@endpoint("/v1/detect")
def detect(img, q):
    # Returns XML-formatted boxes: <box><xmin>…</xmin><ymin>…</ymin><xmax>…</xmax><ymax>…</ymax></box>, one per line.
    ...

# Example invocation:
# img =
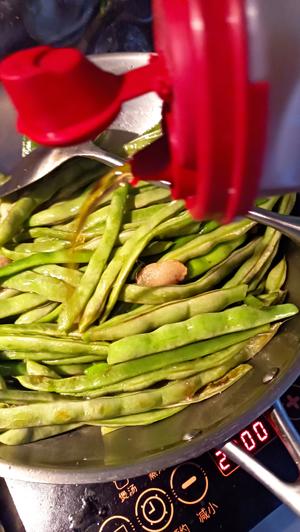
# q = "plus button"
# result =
<box><xmin>285</xmin><ymin>394</ymin><xmax>300</xmax><ymax>410</ymax></box>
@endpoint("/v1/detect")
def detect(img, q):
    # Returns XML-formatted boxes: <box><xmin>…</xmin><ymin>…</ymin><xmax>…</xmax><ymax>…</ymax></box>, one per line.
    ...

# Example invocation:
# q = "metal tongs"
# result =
<box><xmin>2</xmin><ymin>140</ymin><xmax>300</xmax><ymax>245</ymax></box>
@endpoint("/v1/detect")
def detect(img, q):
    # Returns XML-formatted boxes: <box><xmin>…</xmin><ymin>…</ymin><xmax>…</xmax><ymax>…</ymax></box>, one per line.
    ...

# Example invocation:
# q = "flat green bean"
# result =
<box><xmin>84</xmin><ymin>362</ymin><xmax>108</xmax><ymax>377</ymax></box>
<box><xmin>100</xmin><ymin>407</ymin><xmax>186</xmax><ymax>430</ymax></box>
<box><xmin>0</xmin><ymin>424</ymin><xmax>82</xmax><ymax>445</ymax></box>
<box><xmin>0</xmin><ymin>288</ymin><xmax>19</xmax><ymax>300</ymax></box>
<box><xmin>0</xmin><ymin>250</ymin><xmax>92</xmax><ymax>279</ymax></box>
<box><xmin>100</xmin><ymin>206</ymin><xmax>203</xmax><ymax>323</ymax></box>
<box><xmin>86</xmin><ymin>356</ymin><xmax>254</xmax><ymax>402</ymax></box>
<box><xmin>56</xmin><ymin>364</ymin><xmax>89</xmax><ymax>376</ymax></box>
<box><xmin>33</xmin><ymin>265</ymin><xmax>82</xmax><ymax>287</ymax></box>
<box><xmin>160</xmin><ymin>219</ymin><xmax>256</xmax><ymax>263</ymax></box>
<box><xmin>171</xmin><ymin>235</ymin><xmax>196</xmax><ymax>250</ymax></box>
<box><xmin>248</xmin><ymin>241</ymin><xmax>280</xmax><ymax>291</ymax></box>
<box><xmin>258</xmin><ymin>291</ymin><xmax>286</xmax><ymax>306</ymax></box>
<box><xmin>108</xmin><ymin>303</ymin><xmax>297</xmax><ymax>364</ymax></box>
<box><xmin>17</xmin><ymin>326</ymin><xmax>268</xmax><ymax>393</ymax></box>
<box><xmin>0</xmin><ymin>168</ymin><xmax>294</xmax><ymax>444</ymax></box>
<box><xmin>15</xmin><ymin>302</ymin><xmax>58</xmax><ymax>324</ymax></box>
<box><xmin>120</xmin><ymin>238</ymin><xmax>259</xmax><ymax>304</ymax></box>
<box><xmin>37</xmin><ymin>303</ymin><xmax>63</xmax><ymax>323</ymax></box>
<box><xmin>15</xmin><ymin>240</ymin><xmax>68</xmax><ymax>254</ymax></box>
<box><xmin>0</xmin><ymin>293</ymin><xmax>47</xmax><ymax>319</ymax></box>
<box><xmin>78</xmin><ymin>342</ymin><xmax>248</xmax><ymax>396</ymax></box>
<box><xmin>75</xmin><ymin>236</ymin><xmax>103</xmax><ymax>251</ymax></box>
<box><xmin>0</xmin><ymin>322</ymin><xmax>72</xmax><ymax>337</ymax></box>
<box><xmin>59</xmin><ymin>184</ymin><xmax>129</xmax><ymax>332</ymax></box>
<box><xmin>3</xmin><ymin>271</ymin><xmax>72</xmax><ymax>303</ymax></box>
<box><xmin>129</xmin><ymin>187</ymin><xmax>171</xmax><ymax>209</ymax></box>
<box><xmin>93</xmin><ymin>304</ymin><xmax>154</xmax><ymax>331</ymax></box>
<box><xmin>63</xmin><ymin>188</ymin><xmax>171</xmax><ymax>233</ymax></box>
<box><xmin>1</xmin><ymin>248</ymin><xmax>28</xmax><ymax>261</ymax></box>
<box><xmin>187</xmin><ymin>236</ymin><xmax>245</xmax><ymax>279</ymax></box>
<box><xmin>125</xmin><ymin>204</ymin><xmax>165</xmax><ymax>223</ymax></box>
<box><xmin>85</xmin><ymin>285</ymin><xmax>247</xmax><ymax>341</ymax></box>
<box><xmin>1</xmin><ymin>351</ymin><xmax>98</xmax><ymax>364</ymax></box>
<box><xmin>266</xmin><ymin>258</ymin><xmax>287</xmax><ymax>293</ymax></box>
<box><xmin>44</xmin><ymin>355</ymin><xmax>104</xmax><ymax>365</ymax></box>
<box><xmin>96</xmin><ymin>364</ymin><xmax>249</xmax><ymax>433</ymax></box>
<box><xmin>63</xmin><ymin>205</ymin><xmax>110</xmax><ymax>232</ymax></box>
<box><xmin>155</xmin><ymin>364</ymin><xmax>252</xmax><ymax>408</ymax></box>
<box><xmin>156</xmin><ymin>211</ymin><xmax>200</xmax><ymax>239</ymax></box>
<box><xmin>0</xmin><ymin>334</ymin><xmax>107</xmax><ymax>356</ymax></box>
<box><xmin>28</xmin><ymin>227</ymin><xmax>74</xmax><ymax>241</ymax></box>
<box><xmin>0</xmin><ymin>159</ymin><xmax>93</xmax><ymax>246</ymax></box>
<box><xmin>26</xmin><ymin>360</ymin><xmax>59</xmax><ymax>378</ymax></box>
<box><xmin>29</xmin><ymin>185</ymin><xmax>93</xmax><ymax>226</ymax></box>
<box><xmin>0</xmin><ymin>388</ymin><xmax>58</xmax><ymax>403</ymax></box>
<box><xmin>141</xmin><ymin>240</ymin><xmax>173</xmax><ymax>257</ymax></box>
<box><xmin>0</xmin><ymin>363</ymin><xmax>254</xmax><ymax>429</ymax></box>
<box><xmin>162</xmin><ymin>221</ymin><xmax>217</xmax><ymax>252</ymax></box>
<box><xmin>80</xmin><ymin>200</ymin><xmax>184</xmax><ymax>330</ymax></box>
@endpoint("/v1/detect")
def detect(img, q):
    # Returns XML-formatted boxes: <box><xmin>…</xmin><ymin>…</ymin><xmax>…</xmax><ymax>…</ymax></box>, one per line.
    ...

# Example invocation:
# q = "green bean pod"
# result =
<box><xmin>120</xmin><ymin>238</ymin><xmax>259</xmax><ymax>304</ymax></box>
<box><xmin>187</xmin><ymin>236</ymin><xmax>245</xmax><ymax>279</ymax></box>
<box><xmin>0</xmin><ymin>293</ymin><xmax>48</xmax><ymax>319</ymax></box>
<box><xmin>85</xmin><ymin>285</ymin><xmax>247</xmax><ymax>341</ymax></box>
<box><xmin>265</xmin><ymin>258</ymin><xmax>287</xmax><ymax>293</ymax></box>
<box><xmin>3</xmin><ymin>271</ymin><xmax>73</xmax><ymax>303</ymax></box>
<box><xmin>17</xmin><ymin>326</ymin><xmax>268</xmax><ymax>394</ymax></box>
<box><xmin>0</xmin><ymin>424</ymin><xmax>83</xmax><ymax>445</ymax></box>
<box><xmin>0</xmin><ymin>159</ymin><xmax>95</xmax><ymax>246</ymax></box>
<box><xmin>108</xmin><ymin>303</ymin><xmax>297</xmax><ymax>364</ymax></box>
<box><xmin>15</xmin><ymin>302</ymin><xmax>58</xmax><ymax>324</ymax></box>
<box><xmin>59</xmin><ymin>184</ymin><xmax>129</xmax><ymax>332</ymax></box>
<box><xmin>80</xmin><ymin>200</ymin><xmax>184</xmax><ymax>330</ymax></box>
<box><xmin>0</xmin><ymin>334</ymin><xmax>108</xmax><ymax>356</ymax></box>
<box><xmin>0</xmin><ymin>358</ymin><xmax>256</xmax><ymax>430</ymax></box>
<box><xmin>0</xmin><ymin>250</ymin><xmax>92</xmax><ymax>279</ymax></box>
<box><xmin>160</xmin><ymin>219</ymin><xmax>256</xmax><ymax>263</ymax></box>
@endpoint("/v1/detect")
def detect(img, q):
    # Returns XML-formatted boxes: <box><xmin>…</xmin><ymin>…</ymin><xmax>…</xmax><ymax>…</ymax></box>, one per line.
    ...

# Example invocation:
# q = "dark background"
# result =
<box><xmin>0</xmin><ymin>0</ymin><xmax>153</xmax><ymax>59</ymax></box>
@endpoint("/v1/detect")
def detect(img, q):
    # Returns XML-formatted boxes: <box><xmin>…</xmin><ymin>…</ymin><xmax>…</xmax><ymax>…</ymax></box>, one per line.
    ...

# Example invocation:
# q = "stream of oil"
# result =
<box><xmin>71</xmin><ymin>163</ymin><xmax>131</xmax><ymax>249</ymax></box>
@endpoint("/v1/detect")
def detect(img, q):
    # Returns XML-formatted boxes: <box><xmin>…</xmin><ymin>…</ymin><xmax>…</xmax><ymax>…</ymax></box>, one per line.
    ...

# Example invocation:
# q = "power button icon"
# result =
<box><xmin>135</xmin><ymin>488</ymin><xmax>174</xmax><ymax>532</ymax></box>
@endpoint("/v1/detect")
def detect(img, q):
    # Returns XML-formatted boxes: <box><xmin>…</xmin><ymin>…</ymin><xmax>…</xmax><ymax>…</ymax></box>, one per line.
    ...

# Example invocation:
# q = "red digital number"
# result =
<box><xmin>252</xmin><ymin>420</ymin><xmax>269</xmax><ymax>442</ymax></box>
<box><xmin>240</xmin><ymin>429</ymin><xmax>256</xmax><ymax>451</ymax></box>
<box><xmin>215</xmin><ymin>450</ymin><xmax>231</xmax><ymax>471</ymax></box>
<box><xmin>213</xmin><ymin>418</ymin><xmax>273</xmax><ymax>478</ymax></box>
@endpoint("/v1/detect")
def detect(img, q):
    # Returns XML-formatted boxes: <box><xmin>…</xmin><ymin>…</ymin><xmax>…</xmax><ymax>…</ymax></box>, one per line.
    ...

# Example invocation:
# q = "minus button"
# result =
<box><xmin>181</xmin><ymin>475</ymin><xmax>197</xmax><ymax>490</ymax></box>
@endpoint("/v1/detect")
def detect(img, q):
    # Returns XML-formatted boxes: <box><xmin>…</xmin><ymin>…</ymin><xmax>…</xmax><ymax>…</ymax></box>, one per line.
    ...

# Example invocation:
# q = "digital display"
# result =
<box><xmin>212</xmin><ymin>416</ymin><xmax>276</xmax><ymax>477</ymax></box>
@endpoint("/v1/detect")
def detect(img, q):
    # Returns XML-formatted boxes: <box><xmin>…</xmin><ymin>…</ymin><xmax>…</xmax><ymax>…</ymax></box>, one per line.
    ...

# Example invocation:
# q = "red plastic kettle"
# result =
<box><xmin>1</xmin><ymin>0</ymin><xmax>300</xmax><ymax>221</ymax></box>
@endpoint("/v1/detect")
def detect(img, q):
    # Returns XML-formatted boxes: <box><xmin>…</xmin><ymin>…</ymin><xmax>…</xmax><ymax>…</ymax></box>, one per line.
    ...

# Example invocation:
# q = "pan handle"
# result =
<box><xmin>221</xmin><ymin>399</ymin><xmax>300</xmax><ymax>516</ymax></box>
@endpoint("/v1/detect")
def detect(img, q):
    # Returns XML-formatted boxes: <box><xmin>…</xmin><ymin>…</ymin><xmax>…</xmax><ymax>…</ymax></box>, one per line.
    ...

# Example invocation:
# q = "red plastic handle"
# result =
<box><xmin>0</xmin><ymin>46</ymin><xmax>170</xmax><ymax>146</ymax></box>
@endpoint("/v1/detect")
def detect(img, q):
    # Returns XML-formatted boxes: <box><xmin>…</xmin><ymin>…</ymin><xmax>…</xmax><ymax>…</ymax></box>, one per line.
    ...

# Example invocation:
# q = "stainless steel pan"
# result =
<box><xmin>0</xmin><ymin>53</ymin><xmax>300</xmax><ymax>513</ymax></box>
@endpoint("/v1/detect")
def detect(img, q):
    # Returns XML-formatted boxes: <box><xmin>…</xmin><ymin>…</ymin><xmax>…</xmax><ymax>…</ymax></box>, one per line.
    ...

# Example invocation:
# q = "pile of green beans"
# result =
<box><xmin>0</xmin><ymin>131</ymin><xmax>297</xmax><ymax>445</ymax></box>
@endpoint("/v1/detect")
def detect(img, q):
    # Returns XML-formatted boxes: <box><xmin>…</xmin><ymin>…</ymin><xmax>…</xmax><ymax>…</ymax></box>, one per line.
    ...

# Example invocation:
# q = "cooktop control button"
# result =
<box><xmin>135</xmin><ymin>488</ymin><xmax>174</xmax><ymax>531</ymax></box>
<box><xmin>282</xmin><ymin>385</ymin><xmax>300</xmax><ymax>421</ymax></box>
<box><xmin>113</xmin><ymin>480</ymin><xmax>130</xmax><ymax>491</ymax></box>
<box><xmin>99</xmin><ymin>515</ymin><xmax>136</xmax><ymax>532</ymax></box>
<box><xmin>170</xmin><ymin>462</ymin><xmax>209</xmax><ymax>504</ymax></box>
